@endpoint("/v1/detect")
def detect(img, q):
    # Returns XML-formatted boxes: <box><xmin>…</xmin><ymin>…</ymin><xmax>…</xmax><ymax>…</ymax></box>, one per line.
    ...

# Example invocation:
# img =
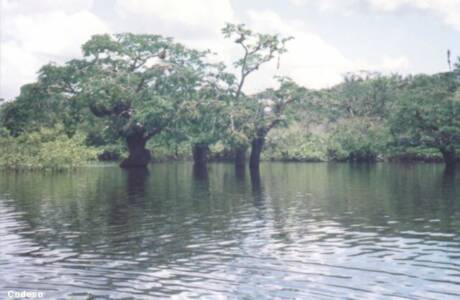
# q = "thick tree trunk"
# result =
<box><xmin>234</xmin><ymin>147</ymin><xmax>247</xmax><ymax>168</ymax></box>
<box><xmin>440</xmin><ymin>147</ymin><xmax>456</xmax><ymax>168</ymax></box>
<box><xmin>249</xmin><ymin>137</ymin><xmax>265</xmax><ymax>170</ymax></box>
<box><xmin>120</xmin><ymin>132</ymin><xmax>151</xmax><ymax>168</ymax></box>
<box><xmin>192</xmin><ymin>143</ymin><xmax>209</xmax><ymax>168</ymax></box>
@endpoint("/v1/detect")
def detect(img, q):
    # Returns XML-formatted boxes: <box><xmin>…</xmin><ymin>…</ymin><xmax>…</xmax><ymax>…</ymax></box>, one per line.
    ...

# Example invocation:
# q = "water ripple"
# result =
<box><xmin>0</xmin><ymin>163</ymin><xmax>459</xmax><ymax>299</ymax></box>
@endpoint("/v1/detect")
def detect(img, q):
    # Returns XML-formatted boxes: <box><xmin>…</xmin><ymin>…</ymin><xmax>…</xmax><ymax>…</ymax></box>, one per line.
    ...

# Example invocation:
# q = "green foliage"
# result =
<box><xmin>222</xmin><ymin>23</ymin><xmax>293</xmax><ymax>149</ymax></box>
<box><xmin>174</xmin><ymin>63</ymin><xmax>235</xmax><ymax>147</ymax></box>
<box><xmin>96</xmin><ymin>144</ymin><xmax>126</xmax><ymax>161</ymax></box>
<box><xmin>222</xmin><ymin>23</ymin><xmax>292</xmax><ymax>80</ymax></box>
<box><xmin>148</xmin><ymin>140</ymin><xmax>191</xmax><ymax>161</ymax></box>
<box><xmin>386</xmin><ymin>146</ymin><xmax>444</xmax><ymax>162</ymax></box>
<box><xmin>264</xmin><ymin>126</ymin><xmax>327</xmax><ymax>161</ymax></box>
<box><xmin>0</xmin><ymin>126</ymin><xmax>97</xmax><ymax>171</ymax></box>
<box><xmin>391</xmin><ymin>73</ymin><xmax>460</xmax><ymax>157</ymax></box>
<box><xmin>79</xmin><ymin>33</ymin><xmax>211</xmax><ymax>140</ymax></box>
<box><xmin>1</xmin><ymin>59</ymin><xmax>94</xmax><ymax>137</ymax></box>
<box><xmin>262</xmin><ymin>71</ymin><xmax>459</xmax><ymax>164</ymax></box>
<box><xmin>250</xmin><ymin>78</ymin><xmax>306</xmax><ymax>138</ymax></box>
<box><xmin>328</xmin><ymin>72</ymin><xmax>402</xmax><ymax>120</ymax></box>
<box><xmin>1</xmin><ymin>26</ymin><xmax>459</xmax><ymax>168</ymax></box>
<box><xmin>327</xmin><ymin>118</ymin><xmax>391</xmax><ymax>162</ymax></box>
<box><xmin>1</xmin><ymin>83</ymin><xmax>58</xmax><ymax>136</ymax></box>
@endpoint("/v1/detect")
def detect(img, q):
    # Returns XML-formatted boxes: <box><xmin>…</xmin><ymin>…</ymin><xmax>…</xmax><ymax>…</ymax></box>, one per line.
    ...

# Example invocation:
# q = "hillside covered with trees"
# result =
<box><xmin>1</xmin><ymin>24</ymin><xmax>459</xmax><ymax>171</ymax></box>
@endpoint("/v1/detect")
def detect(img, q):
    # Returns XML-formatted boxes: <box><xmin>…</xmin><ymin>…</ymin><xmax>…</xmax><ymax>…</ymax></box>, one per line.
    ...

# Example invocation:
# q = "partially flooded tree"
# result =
<box><xmin>40</xmin><ymin>33</ymin><xmax>209</xmax><ymax>168</ymax></box>
<box><xmin>222</xmin><ymin>23</ymin><xmax>292</xmax><ymax>168</ymax></box>
<box><xmin>178</xmin><ymin>63</ymin><xmax>235</xmax><ymax>169</ymax></box>
<box><xmin>83</xmin><ymin>34</ymin><xmax>211</xmax><ymax>168</ymax></box>
<box><xmin>248</xmin><ymin>78</ymin><xmax>305</xmax><ymax>169</ymax></box>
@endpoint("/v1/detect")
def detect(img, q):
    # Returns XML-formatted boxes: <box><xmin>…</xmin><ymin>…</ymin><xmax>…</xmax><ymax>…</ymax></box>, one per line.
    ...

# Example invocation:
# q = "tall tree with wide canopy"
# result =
<box><xmin>222</xmin><ymin>23</ymin><xmax>292</xmax><ymax>168</ymax></box>
<box><xmin>40</xmin><ymin>33</ymin><xmax>210</xmax><ymax>168</ymax></box>
<box><xmin>84</xmin><ymin>34</ymin><xmax>212</xmax><ymax>167</ymax></box>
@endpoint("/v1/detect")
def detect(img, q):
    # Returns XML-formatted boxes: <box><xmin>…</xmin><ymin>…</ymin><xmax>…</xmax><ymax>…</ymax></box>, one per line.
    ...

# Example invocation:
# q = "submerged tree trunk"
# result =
<box><xmin>234</xmin><ymin>146</ymin><xmax>247</xmax><ymax>168</ymax></box>
<box><xmin>249</xmin><ymin>137</ymin><xmax>265</xmax><ymax>170</ymax></box>
<box><xmin>193</xmin><ymin>163</ymin><xmax>209</xmax><ymax>180</ymax></box>
<box><xmin>440</xmin><ymin>147</ymin><xmax>456</xmax><ymax>168</ymax></box>
<box><xmin>250</xmin><ymin>167</ymin><xmax>263</xmax><ymax>207</ymax></box>
<box><xmin>192</xmin><ymin>143</ymin><xmax>209</xmax><ymax>168</ymax></box>
<box><xmin>120</xmin><ymin>132</ymin><xmax>151</xmax><ymax>168</ymax></box>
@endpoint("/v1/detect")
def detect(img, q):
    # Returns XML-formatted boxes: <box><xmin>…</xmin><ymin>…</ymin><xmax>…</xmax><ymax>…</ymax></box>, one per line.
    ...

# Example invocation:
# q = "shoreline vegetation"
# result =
<box><xmin>1</xmin><ymin>23</ymin><xmax>459</xmax><ymax>171</ymax></box>
<box><xmin>0</xmin><ymin>126</ymin><xmax>455</xmax><ymax>171</ymax></box>
<box><xmin>0</xmin><ymin>129</ymin><xmax>456</xmax><ymax>172</ymax></box>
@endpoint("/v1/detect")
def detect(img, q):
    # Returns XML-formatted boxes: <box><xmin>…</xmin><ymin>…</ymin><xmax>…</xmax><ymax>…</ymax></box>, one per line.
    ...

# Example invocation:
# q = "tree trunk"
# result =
<box><xmin>249</xmin><ymin>137</ymin><xmax>265</xmax><ymax>170</ymax></box>
<box><xmin>250</xmin><ymin>167</ymin><xmax>263</xmax><ymax>206</ymax></box>
<box><xmin>440</xmin><ymin>147</ymin><xmax>456</xmax><ymax>168</ymax></box>
<box><xmin>192</xmin><ymin>143</ymin><xmax>209</xmax><ymax>168</ymax></box>
<box><xmin>120</xmin><ymin>132</ymin><xmax>151</xmax><ymax>168</ymax></box>
<box><xmin>234</xmin><ymin>146</ymin><xmax>247</xmax><ymax>168</ymax></box>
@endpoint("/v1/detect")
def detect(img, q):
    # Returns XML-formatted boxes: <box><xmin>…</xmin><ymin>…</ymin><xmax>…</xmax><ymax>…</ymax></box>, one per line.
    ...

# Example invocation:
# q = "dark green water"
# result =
<box><xmin>0</xmin><ymin>162</ymin><xmax>459</xmax><ymax>299</ymax></box>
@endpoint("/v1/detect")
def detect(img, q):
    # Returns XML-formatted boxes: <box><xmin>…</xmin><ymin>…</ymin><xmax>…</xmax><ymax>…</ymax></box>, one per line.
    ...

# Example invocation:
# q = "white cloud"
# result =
<box><xmin>380</xmin><ymin>55</ymin><xmax>410</xmax><ymax>71</ymax></box>
<box><xmin>0</xmin><ymin>0</ymin><xmax>419</xmax><ymax>99</ymax></box>
<box><xmin>288</xmin><ymin>0</ymin><xmax>361</xmax><ymax>14</ymax></box>
<box><xmin>115</xmin><ymin>0</ymin><xmax>234</xmax><ymax>28</ymax></box>
<box><xmin>351</xmin><ymin>55</ymin><xmax>411</xmax><ymax>78</ymax></box>
<box><xmin>6</xmin><ymin>11</ymin><xmax>109</xmax><ymax>59</ymax></box>
<box><xmin>2</xmin><ymin>0</ymin><xmax>95</xmax><ymax>15</ymax></box>
<box><xmin>238</xmin><ymin>10</ymin><xmax>412</xmax><ymax>92</ymax></box>
<box><xmin>113</xmin><ymin>0</ymin><xmax>236</xmax><ymax>66</ymax></box>
<box><xmin>1</xmin><ymin>42</ymin><xmax>43</xmax><ymax>99</ymax></box>
<box><xmin>290</xmin><ymin>0</ymin><xmax>460</xmax><ymax>31</ymax></box>
<box><xmin>241</xmin><ymin>10</ymin><xmax>353</xmax><ymax>91</ymax></box>
<box><xmin>367</xmin><ymin>0</ymin><xmax>460</xmax><ymax>30</ymax></box>
<box><xmin>289</xmin><ymin>0</ymin><xmax>307</xmax><ymax>6</ymax></box>
<box><xmin>1</xmin><ymin>0</ymin><xmax>109</xmax><ymax>99</ymax></box>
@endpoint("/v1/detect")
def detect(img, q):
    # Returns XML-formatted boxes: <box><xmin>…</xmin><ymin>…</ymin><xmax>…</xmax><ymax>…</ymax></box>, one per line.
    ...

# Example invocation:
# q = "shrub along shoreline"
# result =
<box><xmin>0</xmin><ymin>127</ymin><xmax>98</xmax><ymax>171</ymax></box>
<box><xmin>1</xmin><ymin>124</ymin><xmax>457</xmax><ymax>172</ymax></box>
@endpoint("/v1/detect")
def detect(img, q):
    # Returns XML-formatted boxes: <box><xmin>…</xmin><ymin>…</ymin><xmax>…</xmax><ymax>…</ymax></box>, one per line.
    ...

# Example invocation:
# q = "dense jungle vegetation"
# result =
<box><xmin>0</xmin><ymin>24</ymin><xmax>459</xmax><ymax>171</ymax></box>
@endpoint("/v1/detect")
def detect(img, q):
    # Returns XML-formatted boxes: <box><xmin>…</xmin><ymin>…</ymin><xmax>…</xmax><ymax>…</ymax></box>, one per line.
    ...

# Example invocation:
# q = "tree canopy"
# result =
<box><xmin>1</xmin><ymin>24</ymin><xmax>459</xmax><ymax>170</ymax></box>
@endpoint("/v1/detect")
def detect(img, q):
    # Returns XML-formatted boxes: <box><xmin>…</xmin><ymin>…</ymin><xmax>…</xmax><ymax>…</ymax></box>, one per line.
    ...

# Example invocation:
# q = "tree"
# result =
<box><xmin>178</xmin><ymin>63</ymin><xmax>236</xmax><ymax>169</ymax></box>
<box><xmin>248</xmin><ymin>78</ymin><xmax>305</xmax><ymax>169</ymax></box>
<box><xmin>327</xmin><ymin>117</ymin><xmax>391</xmax><ymax>162</ymax></box>
<box><xmin>0</xmin><ymin>75</ymin><xmax>87</xmax><ymax>138</ymax></box>
<box><xmin>311</xmin><ymin>72</ymin><xmax>404</xmax><ymax>162</ymax></box>
<box><xmin>40</xmin><ymin>33</ymin><xmax>210</xmax><ymax>168</ymax></box>
<box><xmin>391</xmin><ymin>73</ymin><xmax>460</xmax><ymax>167</ymax></box>
<box><xmin>328</xmin><ymin>72</ymin><xmax>403</xmax><ymax>121</ymax></box>
<box><xmin>222</xmin><ymin>23</ymin><xmax>292</xmax><ymax>167</ymax></box>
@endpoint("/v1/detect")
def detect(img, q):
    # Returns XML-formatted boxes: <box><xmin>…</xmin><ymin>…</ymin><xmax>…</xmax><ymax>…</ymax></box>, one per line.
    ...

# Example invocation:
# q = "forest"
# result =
<box><xmin>0</xmin><ymin>23</ymin><xmax>459</xmax><ymax>171</ymax></box>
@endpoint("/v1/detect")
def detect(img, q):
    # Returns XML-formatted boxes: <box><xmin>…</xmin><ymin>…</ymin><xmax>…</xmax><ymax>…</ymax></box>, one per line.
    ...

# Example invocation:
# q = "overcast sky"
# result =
<box><xmin>1</xmin><ymin>0</ymin><xmax>460</xmax><ymax>100</ymax></box>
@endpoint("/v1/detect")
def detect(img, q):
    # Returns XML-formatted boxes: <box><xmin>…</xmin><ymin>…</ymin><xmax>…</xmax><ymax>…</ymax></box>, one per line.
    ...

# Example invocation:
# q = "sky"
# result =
<box><xmin>1</xmin><ymin>0</ymin><xmax>460</xmax><ymax>100</ymax></box>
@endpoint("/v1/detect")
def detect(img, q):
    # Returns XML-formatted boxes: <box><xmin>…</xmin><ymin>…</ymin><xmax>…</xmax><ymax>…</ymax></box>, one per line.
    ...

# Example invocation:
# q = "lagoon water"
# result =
<box><xmin>0</xmin><ymin>162</ymin><xmax>459</xmax><ymax>299</ymax></box>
